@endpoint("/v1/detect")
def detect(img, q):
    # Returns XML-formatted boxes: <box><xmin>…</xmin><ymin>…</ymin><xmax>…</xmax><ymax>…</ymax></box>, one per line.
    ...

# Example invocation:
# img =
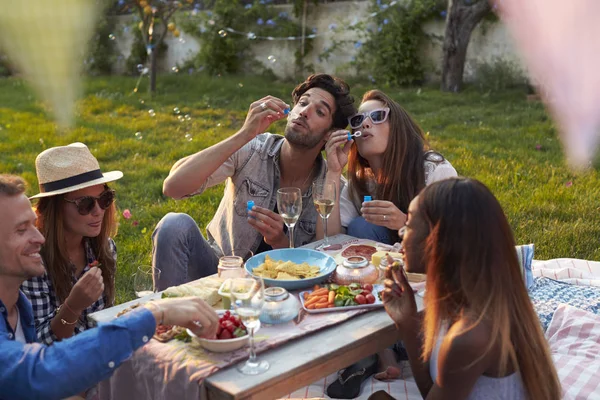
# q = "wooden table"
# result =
<box><xmin>204</xmin><ymin>234</ymin><xmax>425</xmax><ymax>400</ymax></box>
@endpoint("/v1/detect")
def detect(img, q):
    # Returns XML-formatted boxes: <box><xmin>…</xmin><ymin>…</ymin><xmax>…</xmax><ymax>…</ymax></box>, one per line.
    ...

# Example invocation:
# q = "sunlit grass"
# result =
<box><xmin>1</xmin><ymin>74</ymin><xmax>599</xmax><ymax>303</ymax></box>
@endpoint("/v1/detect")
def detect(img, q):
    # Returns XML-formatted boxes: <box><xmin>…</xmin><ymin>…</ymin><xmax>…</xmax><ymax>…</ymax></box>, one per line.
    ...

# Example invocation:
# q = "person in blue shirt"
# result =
<box><xmin>0</xmin><ymin>174</ymin><xmax>220</xmax><ymax>400</ymax></box>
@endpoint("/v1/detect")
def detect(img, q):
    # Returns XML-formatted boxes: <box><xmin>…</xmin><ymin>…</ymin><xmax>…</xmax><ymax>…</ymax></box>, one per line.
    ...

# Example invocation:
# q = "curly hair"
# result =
<box><xmin>292</xmin><ymin>73</ymin><xmax>356</xmax><ymax>130</ymax></box>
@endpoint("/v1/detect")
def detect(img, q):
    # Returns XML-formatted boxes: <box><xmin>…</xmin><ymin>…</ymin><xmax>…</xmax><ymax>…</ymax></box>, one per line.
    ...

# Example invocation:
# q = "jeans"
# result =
<box><xmin>152</xmin><ymin>213</ymin><xmax>219</xmax><ymax>291</ymax></box>
<box><xmin>346</xmin><ymin>216</ymin><xmax>393</xmax><ymax>245</ymax></box>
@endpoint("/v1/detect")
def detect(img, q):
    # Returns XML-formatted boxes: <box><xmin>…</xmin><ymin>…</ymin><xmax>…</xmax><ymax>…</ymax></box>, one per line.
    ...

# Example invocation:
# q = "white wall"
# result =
<box><xmin>110</xmin><ymin>1</ymin><xmax>527</xmax><ymax>81</ymax></box>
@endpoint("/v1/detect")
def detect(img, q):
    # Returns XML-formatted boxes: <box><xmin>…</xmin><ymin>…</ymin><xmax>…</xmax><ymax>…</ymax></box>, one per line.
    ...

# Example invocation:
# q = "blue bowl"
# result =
<box><xmin>245</xmin><ymin>249</ymin><xmax>337</xmax><ymax>291</ymax></box>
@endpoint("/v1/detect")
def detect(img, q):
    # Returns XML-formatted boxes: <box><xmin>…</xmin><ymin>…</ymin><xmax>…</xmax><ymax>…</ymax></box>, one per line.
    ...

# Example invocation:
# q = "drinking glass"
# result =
<box><xmin>133</xmin><ymin>266</ymin><xmax>160</xmax><ymax>298</ymax></box>
<box><xmin>312</xmin><ymin>181</ymin><xmax>337</xmax><ymax>250</ymax></box>
<box><xmin>230</xmin><ymin>276</ymin><xmax>269</xmax><ymax>375</ymax></box>
<box><xmin>276</xmin><ymin>187</ymin><xmax>302</xmax><ymax>248</ymax></box>
<box><xmin>218</xmin><ymin>249</ymin><xmax>254</xmax><ymax>279</ymax></box>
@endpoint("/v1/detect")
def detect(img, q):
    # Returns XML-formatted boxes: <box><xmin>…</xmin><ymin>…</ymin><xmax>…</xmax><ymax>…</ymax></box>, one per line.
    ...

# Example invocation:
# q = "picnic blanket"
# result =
<box><xmin>285</xmin><ymin>257</ymin><xmax>600</xmax><ymax>400</ymax></box>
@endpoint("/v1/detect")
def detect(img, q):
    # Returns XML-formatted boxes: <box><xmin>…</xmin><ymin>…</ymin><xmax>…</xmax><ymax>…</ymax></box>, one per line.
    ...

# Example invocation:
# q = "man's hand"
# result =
<box><xmin>248</xmin><ymin>206</ymin><xmax>289</xmax><ymax>248</ymax></box>
<box><xmin>145</xmin><ymin>297</ymin><xmax>219</xmax><ymax>339</ymax></box>
<box><xmin>240</xmin><ymin>96</ymin><xmax>290</xmax><ymax>141</ymax></box>
<box><xmin>324</xmin><ymin>130</ymin><xmax>353</xmax><ymax>174</ymax></box>
<box><xmin>361</xmin><ymin>200</ymin><xmax>407</xmax><ymax>231</ymax></box>
<box><xmin>66</xmin><ymin>267</ymin><xmax>104</xmax><ymax>313</ymax></box>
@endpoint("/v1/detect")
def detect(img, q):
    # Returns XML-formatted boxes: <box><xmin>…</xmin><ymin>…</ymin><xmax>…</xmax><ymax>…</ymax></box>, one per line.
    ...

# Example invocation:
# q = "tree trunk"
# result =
<box><xmin>441</xmin><ymin>0</ymin><xmax>492</xmax><ymax>92</ymax></box>
<box><xmin>149</xmin><ymin>49</ymin><xmax>157</xmax><ymax>94</ymax></box>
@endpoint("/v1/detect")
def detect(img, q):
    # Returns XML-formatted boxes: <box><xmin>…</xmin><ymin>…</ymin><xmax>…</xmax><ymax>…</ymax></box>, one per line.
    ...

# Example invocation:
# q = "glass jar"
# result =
<box><xmin>217</xmin><ymin>256</ymin><xmax>246</xmax><ymax>279</ymax></box>
<box><xmin>259</xmin><ymin>287</ymin><xmax>300</xmax><ymax>324</ymax></box>
<box><xmin>334</xmin><ymin>256</ymin><xmax>380</xmax><ymax>285</ymax></box>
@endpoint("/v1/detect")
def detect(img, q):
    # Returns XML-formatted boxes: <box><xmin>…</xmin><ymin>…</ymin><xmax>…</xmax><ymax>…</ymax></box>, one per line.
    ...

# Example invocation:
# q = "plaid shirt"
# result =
<box><xmin>20</xmin><ymin>238</ymin><xmax>117</xmax><ymax>345</ymax></box>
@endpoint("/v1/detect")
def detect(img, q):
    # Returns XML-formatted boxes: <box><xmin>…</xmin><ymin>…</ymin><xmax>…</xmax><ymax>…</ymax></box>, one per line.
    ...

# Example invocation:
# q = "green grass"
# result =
<box><xmin>1</xmin><ymin>74</ymin><xmax>599</xmax><ymax>303</ymax></box>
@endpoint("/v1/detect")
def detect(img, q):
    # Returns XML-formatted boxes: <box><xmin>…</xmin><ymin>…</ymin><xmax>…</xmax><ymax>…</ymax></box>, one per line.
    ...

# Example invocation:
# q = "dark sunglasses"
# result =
<box><xmin>64</xmin><ymin>189</ymin><xmax>116</xmax><ymax>215</ymax></box>
<box><xmin>348</xmin><ymin>107</ymin><xmax>390</xmax><ymax>129</ymax></box>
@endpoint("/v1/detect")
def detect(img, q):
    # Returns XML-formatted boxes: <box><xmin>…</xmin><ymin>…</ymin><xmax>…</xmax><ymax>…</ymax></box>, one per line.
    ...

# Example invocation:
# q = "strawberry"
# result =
<box><xmin>218</xmin><ymin>329</ymin><xmax>233</xmax><ymax>340</ymax></box>
<box><xmin>221</xmin><ymin>320</ymin><xmax>235</xmax><ymax>334</ymax></box>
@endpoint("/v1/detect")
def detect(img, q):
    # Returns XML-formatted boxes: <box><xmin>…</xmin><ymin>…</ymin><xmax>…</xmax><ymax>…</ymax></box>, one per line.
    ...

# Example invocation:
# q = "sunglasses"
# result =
<box><xmin>348</xmin><ymin>107</ymin><xmax>390</xmax><ymax>129</ymax></box>
<box><xmin>64</xmin><ymin>189</ymin><xmax>116</xmax><ymax>216</ymax></box>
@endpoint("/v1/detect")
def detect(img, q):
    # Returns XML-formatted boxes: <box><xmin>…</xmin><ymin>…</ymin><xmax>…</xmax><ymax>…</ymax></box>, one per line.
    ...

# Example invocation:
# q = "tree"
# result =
<box><xmin>119</xmin><ymin>0</ymin><xmax>192</xmax><ymax>93</ymax></box>
<box><xmin>440</xmin><ymin>0</ymin><xmax>492</xmax><ymax>92</ymax></box>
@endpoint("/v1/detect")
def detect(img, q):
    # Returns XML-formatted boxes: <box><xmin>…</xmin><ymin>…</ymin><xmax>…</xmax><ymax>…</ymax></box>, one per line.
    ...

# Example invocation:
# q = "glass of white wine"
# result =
<box><xmin>230</xmin><ymin>276</ymin><xmax>268</xmax><ymax>375</ymax></box>
<box><xmin>133</xmin><ymin>266</ymin><xmax>160</xmax><ymax>298</ymax></box>
<box><xmin>312</xmin><ymin>181</ymin><xmax>336</xmax><ymax>250</ymax></box>
<box><xmin>276</xmin><ymin>187</ymin><xmax>302</xmax><ymax>248</ymax></box>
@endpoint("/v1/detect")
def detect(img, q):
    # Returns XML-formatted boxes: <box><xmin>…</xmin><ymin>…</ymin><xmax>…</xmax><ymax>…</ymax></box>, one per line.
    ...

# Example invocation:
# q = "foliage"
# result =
<box><xmin>321</xmin><ymin>0</ymin><xmax>446</xmax><ymax>86</ymax></box>
<box><xmin>475</xmin><ymin>57</ymin><xmax>527</xmax><ymax>92</ymax></box>
<box><xmin>85</xmin><ymin>13</ymin><xmax>119</xmax><ymax>76</ymax></box>
<box><xmin>179</xmin><ymin>0</ymin><xmax>312</xmax><ymax>78</ymax></box>
<box><xmin>0</xmin><ymin>53</ymin><xmax>13</xmax><ymax>77</ymax></box>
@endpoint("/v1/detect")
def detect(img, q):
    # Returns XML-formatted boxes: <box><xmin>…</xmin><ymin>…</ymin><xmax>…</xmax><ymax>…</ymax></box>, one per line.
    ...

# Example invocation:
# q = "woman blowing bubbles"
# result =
<box><xmin>376</xmin><ymin>178</ymin><xmax>560</xmax><ymax>400</ymax></box>
<box><xmin>317</xmin><ymin>89</ymin><xmax>457</xmax><ymax>245</ymax></box>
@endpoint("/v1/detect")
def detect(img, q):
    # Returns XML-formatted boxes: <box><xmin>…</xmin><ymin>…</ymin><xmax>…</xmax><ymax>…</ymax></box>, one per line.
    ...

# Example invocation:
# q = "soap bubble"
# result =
<box><xmin>238</xmin><ymin>83</ymin><xmax>244</xmax><ymax>88</ymax></box>
<box><xmin>137</xmin><ymin>64</ymin><xmax>144</xmax><ymax>73</ymax></box>
<box><xmin>178</xmin><ymin>115</ymin><xmax>185</xmax><ymax>122</ymax></box>
<box><xmin>173</xmin><ymin>107</ymin><xmax>180</xmax><ymax>114</ymax></box>
<box><xmin>171</xmin><ymin>66</ymin><xmax>179</xmax><ymax>73</ymax></box>
<box><xmin>148</xmin><ymin>109</ymin><xmax>156</xmax><ymax>117</ymax></box>
<box><xmin>108</xmin><ymin>34</ymin><xmax>116</xmax><ymax>41</ymax></box>
<box><xmin>135</xmin><ymin>132</ymin><xmax>143</xmax><ymax>140</ymax></box>
<box><xmin>267</xmin><ymin>55</ymin><xmax>276</xmax><ymax>63</ymax></box>
<box><xmin>247</xmin><ymin>32</ymin><xmax>257</xmax><ymax>40</ymax></box>
<box><xmin>185</xmin><ymin>114</ymin><xmax>191</xmax><ymax>121</ymax></box>
<box><xmin>218</xmin><ymin>30</ymin><xmax>227</xmax><ymax>38</ymax></box>
<box><xmin>185</xmin><ymin>134</ymin><xmax>193</xmax><ymax>141</ymax></box>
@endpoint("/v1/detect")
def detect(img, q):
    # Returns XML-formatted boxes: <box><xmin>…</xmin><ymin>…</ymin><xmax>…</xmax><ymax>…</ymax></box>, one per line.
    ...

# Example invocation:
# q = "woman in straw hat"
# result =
<box><xmin>21</xmin><ymin>143</ymin><xmax>122</xmax><ymax>346</ymax></box>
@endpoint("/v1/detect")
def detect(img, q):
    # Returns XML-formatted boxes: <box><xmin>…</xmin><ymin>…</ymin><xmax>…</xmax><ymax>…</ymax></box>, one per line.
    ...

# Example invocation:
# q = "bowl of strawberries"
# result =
<box><xmin>187</xmin><ymin>310</ymin><xmax>256</xmax><ymax>353</ymax></box>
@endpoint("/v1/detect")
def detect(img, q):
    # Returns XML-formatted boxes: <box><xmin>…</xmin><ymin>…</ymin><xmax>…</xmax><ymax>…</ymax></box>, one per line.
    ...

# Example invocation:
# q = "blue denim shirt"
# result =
<box><xmin>0</xmin><ymin>291</ymin><xmax>156</xmax><ymax>400</ymax></box>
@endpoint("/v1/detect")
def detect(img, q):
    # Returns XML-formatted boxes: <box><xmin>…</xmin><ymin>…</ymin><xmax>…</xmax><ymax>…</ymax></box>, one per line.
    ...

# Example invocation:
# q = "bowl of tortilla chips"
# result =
<box><xmin>245</xmin><ymin>249</ymin><xmax>337</xmax><ymax>290</ymax></box>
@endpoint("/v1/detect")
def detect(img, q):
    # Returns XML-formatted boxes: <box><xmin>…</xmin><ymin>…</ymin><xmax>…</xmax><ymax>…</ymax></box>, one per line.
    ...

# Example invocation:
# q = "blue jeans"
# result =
<box><xmin>152</xmin><ymin>213</ymin><xmax>219</xmax><ymax>291</ymax></box>
<box><xmin>346</xmin><ymin>216</ymin><xmax>393</xmax><ymax>245</ymax></box>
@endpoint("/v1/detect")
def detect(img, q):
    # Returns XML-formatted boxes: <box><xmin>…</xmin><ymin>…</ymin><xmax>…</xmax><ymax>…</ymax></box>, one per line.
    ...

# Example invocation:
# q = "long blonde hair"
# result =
<box><xmin>417</xmin><ymin>178</ymin><xmax>560</xmax><ymax>400</ymax></box>
<box><xmin>35</xmin><ymin>185</ymin><xmax>117</xmax><ymax>305</ymax></box>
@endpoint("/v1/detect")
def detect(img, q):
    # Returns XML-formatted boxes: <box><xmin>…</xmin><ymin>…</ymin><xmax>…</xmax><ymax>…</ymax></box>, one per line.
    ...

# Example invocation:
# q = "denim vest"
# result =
<box><xmin>202</xmin><ymin>133</ymin><xmax>328</xmax><ymax>257</ymax></box>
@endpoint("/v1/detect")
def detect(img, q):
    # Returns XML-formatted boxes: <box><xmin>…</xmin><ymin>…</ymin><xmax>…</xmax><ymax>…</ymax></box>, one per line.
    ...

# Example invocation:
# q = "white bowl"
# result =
<box><xmin>187</xmin><ymin>328</ymin><xmax>251</xmax><ymax>353</ymax></box>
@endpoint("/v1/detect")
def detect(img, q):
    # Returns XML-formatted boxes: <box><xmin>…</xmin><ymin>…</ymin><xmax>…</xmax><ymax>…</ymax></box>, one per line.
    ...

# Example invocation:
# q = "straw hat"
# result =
<box><xmin>30</xmin><ymin>143</ymin><xmax>123</xmax><ymax>199</ymax></box>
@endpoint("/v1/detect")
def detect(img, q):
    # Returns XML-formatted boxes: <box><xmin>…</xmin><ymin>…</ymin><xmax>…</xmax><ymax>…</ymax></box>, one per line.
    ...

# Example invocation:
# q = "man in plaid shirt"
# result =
<box><xmin>0</xmin><ymin>175</ymin><xmax>219</xmax><ymax>400</ymax></box>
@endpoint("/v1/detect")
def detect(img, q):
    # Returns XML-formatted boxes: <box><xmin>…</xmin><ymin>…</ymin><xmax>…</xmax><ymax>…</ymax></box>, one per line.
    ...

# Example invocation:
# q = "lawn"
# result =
<box><xmin>1</xmin><ymin>74</ymin><xmax>599</xmax><ymax>303</ymax></box>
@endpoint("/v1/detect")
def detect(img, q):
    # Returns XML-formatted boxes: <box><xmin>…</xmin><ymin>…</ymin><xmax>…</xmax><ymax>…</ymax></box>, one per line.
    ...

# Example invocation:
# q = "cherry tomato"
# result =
<box><xmin>361</xmin><ymin>290</ymin><xmax>371</xmax><ymax>296</ymax></box>
<box><xmin>365</xmin><ymin>293</ymin><xmax>376</xmax><ymax>304</ymax></box>
<box><xmin>355</xmin><ymin>294</ymin><xmax>366</xmax><ymax>305</ymax></box>
<box><xmin>362</xmin><ymin>283</ymin><xmax>373</xmax><ymax>292</ymax></box>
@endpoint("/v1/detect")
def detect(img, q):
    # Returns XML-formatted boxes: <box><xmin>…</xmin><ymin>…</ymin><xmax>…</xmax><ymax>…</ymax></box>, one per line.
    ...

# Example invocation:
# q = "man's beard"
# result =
<box><xmin>284</xmin><ymin>124</ymin><xmax>326</xmax><ymax>149</ymax></box>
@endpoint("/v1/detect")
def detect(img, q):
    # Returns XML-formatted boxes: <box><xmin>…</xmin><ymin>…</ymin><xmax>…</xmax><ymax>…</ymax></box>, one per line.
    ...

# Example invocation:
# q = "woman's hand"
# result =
<box><xmin>324</xmin><ymin>130</ymin><xmax>353</xmax><ymax>174</ymax></box>
<box><xmin>146</xmin><ymin>297</ymin><xmax>220</xmax><ymax>339</ymax></box>
<box><xmin>66</xmin><ymin>267</ymin><xmax>104</xmax><ymax>313</ymax></box>
<box><xmin>382</xmin><ymin>255</ymin><xmax>418</xmax><ymax>336</ymax></box>
<box><xmin>361</xmin><ymin>200</ymin><xmax>407</xmax><ymax>230</ymax></box>
<box><xmin>247</xmin><ymin>206</ymin><xmax>288</xmax><ymax>248</ymax></box>
<box><xmin>240</xmin><ymin>96</ymin><xmax>289</xmax><ymax>141</ymax></box>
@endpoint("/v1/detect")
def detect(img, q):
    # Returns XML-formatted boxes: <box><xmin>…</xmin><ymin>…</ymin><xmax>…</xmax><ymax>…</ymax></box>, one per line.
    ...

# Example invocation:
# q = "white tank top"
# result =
<box><xmin>429</xmin><ymin>324</ymin><xmax>527</xmax><ymax>400</ymax></box>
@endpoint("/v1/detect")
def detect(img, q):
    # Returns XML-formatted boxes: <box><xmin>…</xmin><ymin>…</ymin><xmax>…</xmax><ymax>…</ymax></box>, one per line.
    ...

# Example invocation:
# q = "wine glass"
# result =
<box><xmin>230</xmin><ymin>276</ymin><xmax>269</xmax><ymax>375</ymax></box>
<box><xmin>313</xmin><ymin>181</ymin><xmax>337</xmax><ymax>250</ymax></box>
<box><xmin>277</xmin><ymin>187</ymin><xmax>302</xmax><ymax>248</ymax></box>
<box><xmin>133</xmin><ymin>266</ymin><xmax>160</xmax><ymax>298</ymax></box>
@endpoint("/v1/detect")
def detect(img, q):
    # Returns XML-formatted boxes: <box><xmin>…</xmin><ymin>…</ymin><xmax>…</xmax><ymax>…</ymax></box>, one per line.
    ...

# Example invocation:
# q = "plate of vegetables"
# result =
<box><xmin>299</xmin><ymin>283</ymin><xmax>384</xmax><ymax>313</ymax></box>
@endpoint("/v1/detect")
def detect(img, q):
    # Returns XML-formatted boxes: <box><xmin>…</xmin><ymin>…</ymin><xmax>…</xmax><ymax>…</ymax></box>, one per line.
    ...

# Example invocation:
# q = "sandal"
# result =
<box><xmin>326</xmin><ymin>354</ymin><xmax>379</xmax><ymax>399</ymax></box>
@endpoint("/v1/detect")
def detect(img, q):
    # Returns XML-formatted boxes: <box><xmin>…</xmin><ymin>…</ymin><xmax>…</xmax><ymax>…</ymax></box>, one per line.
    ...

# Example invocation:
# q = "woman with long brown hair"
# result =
<box><xmin>378</xmin><ymin>177</ymin><xmax>560</xmax><ymax>400</ymax></box>
<box><xmin>21</xmin><ymin>143</ymin><xmax>120</xmax><ymax>345</ymax></box>
<box><xmin>319</xmin><ymin>89</ymin><xmax>456</xmax><ymax>244</ymax></box>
